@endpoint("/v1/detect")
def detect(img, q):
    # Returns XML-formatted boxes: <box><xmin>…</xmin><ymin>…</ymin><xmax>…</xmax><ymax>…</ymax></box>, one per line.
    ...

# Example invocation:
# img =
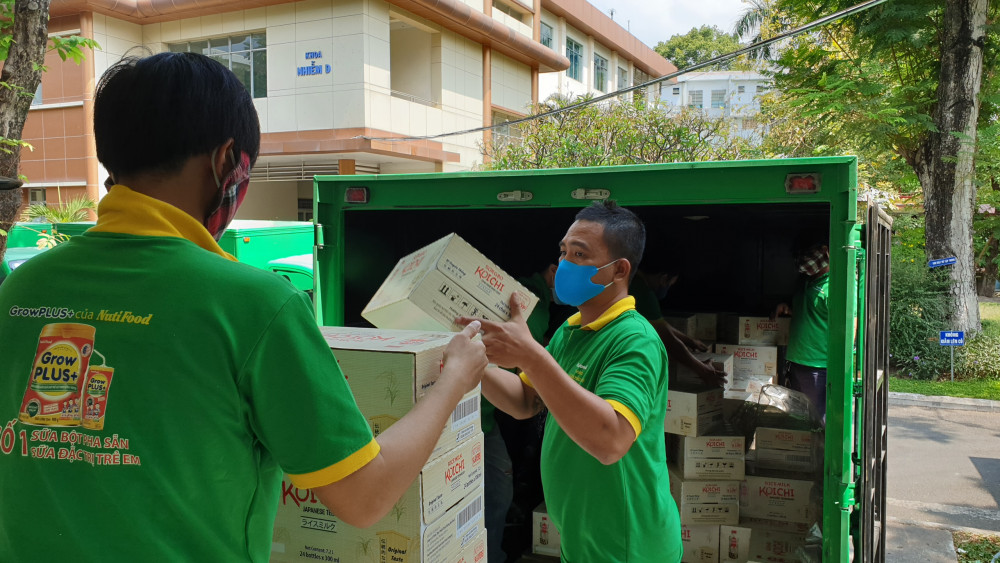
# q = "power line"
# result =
<box><xmin>359</xmin><ymin>0</ymin><xmax>890</xmax><ymax>143</ymax></box>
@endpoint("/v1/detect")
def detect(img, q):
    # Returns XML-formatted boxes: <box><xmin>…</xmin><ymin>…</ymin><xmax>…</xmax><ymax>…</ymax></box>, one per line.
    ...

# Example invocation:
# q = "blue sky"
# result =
<box><xmin>585</xmin><ymin>0</ymin><xmax>749</xmax><ymax>49</ymax></box>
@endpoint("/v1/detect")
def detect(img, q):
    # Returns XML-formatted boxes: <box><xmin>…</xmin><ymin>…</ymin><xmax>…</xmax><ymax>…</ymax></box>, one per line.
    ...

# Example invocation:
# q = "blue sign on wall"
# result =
<box><xmin>940</xmin><ymin>331</ymin><xmax>965</xmax><ymax>346</ymax></box>
<box><xmin>297</xmin><ymin>51</ymin><xmax>331</xmax><ymax>76</ymax></box>
<box><xmin>928</xmin><ymin>257</ymin><xmax>957</xmax><ymax>268</ymax></box>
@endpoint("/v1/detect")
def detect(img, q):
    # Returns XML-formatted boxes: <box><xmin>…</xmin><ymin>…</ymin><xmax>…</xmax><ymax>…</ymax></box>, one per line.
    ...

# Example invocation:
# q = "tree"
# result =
<box><xmin>0</xmin><ymin>0</ymin><xmax>96</xmax><ymax>260</ymax></box>
<box><xmin>480</xmin><ymin>95</ymin><xmax>763</xmax><ymax>170</ymax></box>
<box><xmin>763</xmin><ymin>0</ymin><xmax>995</xmax><ymax>334</ymax></box>
<box><xmin>654</xmin><ymin>25</ymin><xmax>742</xmax><ymax>70</ymax></box>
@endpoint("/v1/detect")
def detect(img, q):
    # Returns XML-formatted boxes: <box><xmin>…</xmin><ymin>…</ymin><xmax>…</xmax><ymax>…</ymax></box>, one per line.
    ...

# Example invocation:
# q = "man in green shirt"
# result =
<box><xmin>774</xmin><ymin>237</ymin><xmax>830</xmax><ymax>425</ymax></box>
<box><xmin>460</xmin><ymin>201</ymin><xmax>681</xmax><ymax>563</ymax></box>
<box><xmin>0</xmin><ymin>52</ymin><xmax>487</xmax><ymax>561</ymax></box>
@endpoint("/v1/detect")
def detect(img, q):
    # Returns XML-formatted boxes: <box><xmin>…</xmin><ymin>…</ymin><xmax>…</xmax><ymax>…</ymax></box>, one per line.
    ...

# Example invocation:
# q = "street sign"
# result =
<box><xmin>940</xmin><ymin>331</ymin><xmax>965</xmax><ymax>346</ymax></box>
<box><xmin>928</xmin><ymin>257</ymin><xmax>957</xmax><ymax>268</ymax></box>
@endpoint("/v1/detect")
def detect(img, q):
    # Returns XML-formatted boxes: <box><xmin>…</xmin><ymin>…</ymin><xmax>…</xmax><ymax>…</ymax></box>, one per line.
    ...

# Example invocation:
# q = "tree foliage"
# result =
<box><xmin>480</xmin><ymin>96</ymin><xmax>763</xmax><ymax>170</ymax></box>
<box><xmin>654</xmin><ymin>25</ymin><xmax>742</xmax><ymax>70</ymax></box>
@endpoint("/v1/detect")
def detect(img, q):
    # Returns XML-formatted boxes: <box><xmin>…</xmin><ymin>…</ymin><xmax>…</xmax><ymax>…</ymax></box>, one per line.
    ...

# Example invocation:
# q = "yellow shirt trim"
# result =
<box><xmin>519</xmin><ymin>371</ymin><xmax>534</xmax><ymax>388</ymax></box>
<box><xmin>606</xmin><ymin>399</ymin><xmax>642</xmax><ymax>440</ymax></box>
<box><xmin>89</xmin><ymin>185</ymin><xmax>237</xmax><ymax>261</ymax></box>
<box><xmin>566</xmin><ymin>296</ymin><xmax>636</xmax><ymax>331</ymax></box>
<box><xmin>287</xmin><ymin>438</ymin><xmax>381</xmax><ymax>489</ymax></box>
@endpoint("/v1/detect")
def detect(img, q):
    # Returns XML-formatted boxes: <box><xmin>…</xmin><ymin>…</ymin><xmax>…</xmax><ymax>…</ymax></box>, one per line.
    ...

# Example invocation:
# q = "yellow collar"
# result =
<box><xmin>567</xmin><ymin>296</ymin><xmax>636</xmax><ymax>331</ymax></box>
<box><xmin>90</xmin><ymin>185</ymin><xmax>236</xmax><ymax>261</ymax></box>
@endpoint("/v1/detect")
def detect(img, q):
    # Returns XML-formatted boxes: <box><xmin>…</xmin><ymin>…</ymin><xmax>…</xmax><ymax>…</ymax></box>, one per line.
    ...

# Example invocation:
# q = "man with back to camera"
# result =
<box><xmin>458</xmin><ymin>200</ymin><xmax>682</xmax><ymax>563</ymax></box>
<box><xmin>773</xmin><ymin>232</ymin><xmax>831</xmax><ymax>425</ymax></box>
<box><xmin>0</xmin><ymin>52</ymin><xmax>487</xmax><ymax>561</ymax></box>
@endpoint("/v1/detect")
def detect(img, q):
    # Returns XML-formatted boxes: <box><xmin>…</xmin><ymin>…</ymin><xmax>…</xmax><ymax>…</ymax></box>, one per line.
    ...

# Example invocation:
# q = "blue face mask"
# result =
<box><xmin>554</xmin><ymin>258</ymin><xmax>620</xmax><ymax>307</ymax></box>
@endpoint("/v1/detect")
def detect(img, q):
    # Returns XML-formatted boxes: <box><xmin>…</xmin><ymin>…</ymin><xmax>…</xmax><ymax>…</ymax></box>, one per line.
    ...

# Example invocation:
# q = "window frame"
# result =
<box><xmin>168</xmin><ymin>33</ymin><xmax>268</xmax><ymax>99</ymax></box>
<box><xmin>540</xmin><ymin>22</ymin><xmax>553</xmax><ymax>49</ymax></box>
<box><xmin>566</xmin><ymin>38</ymin><xmax>583</xmax><ymax>82</ymax></box>
<box><xmin>593</xmin><ymin>54</ymin><xmax>608</xmax><ymax>93</ymax></box>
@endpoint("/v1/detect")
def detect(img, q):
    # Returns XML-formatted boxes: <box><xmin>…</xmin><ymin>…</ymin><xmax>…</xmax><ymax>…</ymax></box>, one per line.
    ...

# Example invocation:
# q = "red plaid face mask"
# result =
<box><xmin>796</xmin><ymin>246</ymin><xmax>829</xmax><ymax>276</ymax></box>
<box><xmin>204</xmin><ymin>148</ymin><xmax>251</xmax><ymax>241</ymax></box>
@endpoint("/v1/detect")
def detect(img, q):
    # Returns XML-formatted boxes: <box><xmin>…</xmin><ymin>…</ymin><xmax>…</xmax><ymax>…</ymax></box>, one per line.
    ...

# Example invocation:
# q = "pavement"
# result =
<box><xmin>885</xmin><ymin>392</ymin><xmax>1000</xmax><ymax>563</ymax></box>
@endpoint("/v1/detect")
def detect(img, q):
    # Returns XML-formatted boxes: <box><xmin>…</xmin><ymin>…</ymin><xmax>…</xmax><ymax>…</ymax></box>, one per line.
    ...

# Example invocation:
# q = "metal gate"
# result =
<box><xmin>856</xmin><ymin>203</ymin><xmax>892</xmax><ymax>562</ymax></box>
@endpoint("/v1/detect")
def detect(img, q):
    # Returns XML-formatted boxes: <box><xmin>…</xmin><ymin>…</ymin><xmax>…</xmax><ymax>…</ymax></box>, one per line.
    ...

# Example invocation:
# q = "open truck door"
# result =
<box><xmin>853</xmin><ymin>203</ymin><xmax>892</xmax><ymax>562</ymax></box>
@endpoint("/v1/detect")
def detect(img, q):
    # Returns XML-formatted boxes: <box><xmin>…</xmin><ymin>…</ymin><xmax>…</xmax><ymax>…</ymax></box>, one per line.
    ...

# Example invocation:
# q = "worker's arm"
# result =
<box><xmin>458</xmin><ymin>297</ymin><xmax>635</xmax><ymax>465</ymax></box>
<box><xmin>312</xmin><ymin>322</ymin><xmax>487</xmax><ymax>528</ymax></box>
<box><xmin>650</xmin><ymin>318</ymin><xmax>727</xmax><ymax>388</ymax></box>
<box><xmin>481</xmin><ymin>365</ymin><xmax>545</xmax><ymax>420</ymax></box>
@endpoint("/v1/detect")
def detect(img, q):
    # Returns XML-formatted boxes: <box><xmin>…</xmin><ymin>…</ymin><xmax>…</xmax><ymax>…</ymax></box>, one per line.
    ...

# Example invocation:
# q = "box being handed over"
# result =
<box><xmin>271</xmin><ymin>443</ymin><xmax>486</xmax><ymax>563</ymax></box>
<box><xmin>321</xmin><ymin>327</ymin><xmax>482</xmax><ymax>460</ymax></box>
<box><xmin>715</xmin><ymin>344</ymin><xmax>778</xmax><ymax>378</ymax></box>
<box><xmin>363</xmin><ymin>233</ymin><xmax>538</xmax><ymax>331</ymax></box>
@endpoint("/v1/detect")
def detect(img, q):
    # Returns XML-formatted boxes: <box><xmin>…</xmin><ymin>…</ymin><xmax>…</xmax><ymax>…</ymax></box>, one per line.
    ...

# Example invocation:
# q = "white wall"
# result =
<box><xmin>491</xmin><ymin>52</ymin><xmax>531</xmax><ymax>113</ymax></box>
<box><xmin>390</xmin><ymin>26</ymin><xmax>433</xmax><ymax>102</ymax></box>
<box><xmin>236</xmin><ymin>180</ymin><xmax>302</xmax><ymax>220</ymax></box>
<box><xmin>93</xmin><ymin>15</ymin><xmax>143</xmax><ymax>80</ymax></box>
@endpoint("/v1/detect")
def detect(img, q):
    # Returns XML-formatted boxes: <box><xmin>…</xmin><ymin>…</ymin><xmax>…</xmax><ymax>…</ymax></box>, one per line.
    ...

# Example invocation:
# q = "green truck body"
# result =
<box><xmin>312</xmin><ymin>157</ymin><xmax>891</xmax><ymax>563</ymax></box>
<box><xmin>6</xmin><ymin>223</ymin><xmax>55</xmax><ymax>247</ymax></box>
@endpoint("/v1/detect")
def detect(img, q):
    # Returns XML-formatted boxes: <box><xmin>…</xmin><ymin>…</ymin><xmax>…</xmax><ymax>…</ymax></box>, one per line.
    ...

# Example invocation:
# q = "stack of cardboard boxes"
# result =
<box><xmin>664</xmin><ymin>312</ymin><xmax>822</xmax><ymax>563</ymax></box>
<box><xmin>272</xmin><ymin>234</ymin><xmax>539</xmax><ymax>563</ymax></box>
<box><xmin>271</xmin><ymin>328</ymin><xmax>487</xmax><ymax>563</ymax></box>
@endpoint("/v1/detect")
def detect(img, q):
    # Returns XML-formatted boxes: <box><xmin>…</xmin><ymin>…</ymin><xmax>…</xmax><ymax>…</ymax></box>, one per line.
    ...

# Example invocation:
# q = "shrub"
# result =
<box><xmin>888</xmin><ymin>216</ymin><xmax>955</xmax><ymax>380</ymax></box>
<box><xmin>959</xmin><ymin>320</ymin><xmax>1000</xmax><ymax>381</ymax></box>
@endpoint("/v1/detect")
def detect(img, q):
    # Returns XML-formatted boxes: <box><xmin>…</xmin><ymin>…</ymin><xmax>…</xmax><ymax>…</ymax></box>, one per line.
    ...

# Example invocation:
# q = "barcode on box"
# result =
<box><xmin>788</xmin><ymin>454</ymin><xmax>812</xmax><ymax>463</ymax></box>
<box><xmin>456</xmin><ymin>496</ymin><xmax>483</xmax><ymax>536</ymax></box>
<box><xmin>451</xmin><ymin>396</ymin><xmax>479</xmax><ymax>430</ymax></box>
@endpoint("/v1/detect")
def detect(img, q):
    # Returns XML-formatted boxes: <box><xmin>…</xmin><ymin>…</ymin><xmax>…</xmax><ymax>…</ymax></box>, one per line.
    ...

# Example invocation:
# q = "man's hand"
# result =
<box><xmin>442</xmin><ymin>321</ymin><xmax>488</xmax><ymax>393</ymax></box>
<box><xmin>457</xmin><ymin>294</ymin><xmax>541</xmax><ymax>370</ymax></box>
<box><xmin>773</xmin><ymin>303</ymin><xmax>792</xmax><ymax>319</ymax></box>
<box><xmin>695</xmin><ymin>358</ymin><xmax>728</xmax><ymax>389</ymax></box>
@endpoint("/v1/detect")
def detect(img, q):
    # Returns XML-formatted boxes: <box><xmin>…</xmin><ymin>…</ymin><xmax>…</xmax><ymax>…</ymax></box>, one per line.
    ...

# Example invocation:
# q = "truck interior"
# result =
<box><xmin>339</xmin><ymin>202</ymin><xmax>832</xmax><ymax>329</ymax></box>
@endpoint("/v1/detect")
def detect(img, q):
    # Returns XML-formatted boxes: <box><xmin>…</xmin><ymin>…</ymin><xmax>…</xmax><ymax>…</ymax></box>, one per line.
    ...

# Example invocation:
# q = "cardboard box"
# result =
<box><xmin>272</xmin><ymin>479</ymin><xmax>485</xmax><ymax>563</ymax></box>
<box><xmin>665</xmin><ymin>314</ymin><xmax>698</xmax><ymax>337</ymax></box>
<box><xmin>722</xmin><ymin>391</ymin><xmax>752</xmax><ymax>419</ymax></box>
<box><xmin>694</xmin><ymin>313</ymin><xmax>718</xmax><ymax>342</ymax></box>
<box><xmin>676</xmin><ymin>353</ymin><xmax>734</xmax><ymax>390</ymax></box>
<box><xmin>740</xmin><ymin>476</ymin><xmax>817</xmax><ymax>524</ymax></box>
<box><xmin>719</xmin><ymin>526</ymin><xmax>752</xmax><ymax>563</ymax></box>
<box><xmin>678</xmin><ymin>456</ymin><xmax>746</xmax><ymax>481</ymax></box>
<box><xmin>720</xmin><ymin>316</ymin><xmax>790</xmax><ymax>347</ymax></box>
<box><xmin>665</xmin><ymin>387</ymin><xmax>725</xmax><ymax>437</ymax></box>
<box><xmin>362</xmin><ymin>233</ymin><xmax>538</xmax><ymax>331</ymax></box>
<box><xmin>532</xmin><ymin>502</ymin><xmax>561</xmax><ymax>557</ymax></box>
<box><xmin>714</xmin><ymin>344</ymin><xmax>778</xmax><ymax>378</ymax></box>
<box><xmin>669</xmin><ymin>466</ymin><xmax>741</xmax><ymax>504</ymax></box>
<box><xmin>450</xmin><ymin>528</ymin><xmax>487</xmax><ymax>563</ymax></box>
<box><xmin>744</xmin><ymin>525</ymin><xmax>808</xmax><ymax>563</ymax></box>
<box><xmin>754</xmin><ymin>428</ymin><xmax>819</xmax><ymax>453</ymax></box>
<box><xmin>669</xmin><ymin>466</ymin><xmax>740</xmax><ymax>526</ymax></box>
<box><xmin>681</xmin><ymin>524</ymin><xmax>720</xmax><ymax>563</ymax></box>
<box><xmin>321</xmin><ymin>327</ymin><xmax>482</xmax><ymax>460</ymax></box>
<box><xmin>677</xmin><ymin>435</ymin><xmax>746</xmax><ymax>461</ymax></box>
<box><xmin>753</xmin><ymin>447</ymin><xmax>820</xmax><ymax>474</ymax></box>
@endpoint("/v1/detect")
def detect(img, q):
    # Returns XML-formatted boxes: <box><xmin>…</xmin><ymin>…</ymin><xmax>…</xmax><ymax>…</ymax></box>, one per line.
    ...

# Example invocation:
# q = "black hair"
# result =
<box><xmin>575</xmin><ymin>200</ymin><xmax>646</xmax><ymax>281</ymax></box>
<box><xmin>94</xmin><ymin>51</ymin><xmax>260</xmax><ymax>179</ymax></box>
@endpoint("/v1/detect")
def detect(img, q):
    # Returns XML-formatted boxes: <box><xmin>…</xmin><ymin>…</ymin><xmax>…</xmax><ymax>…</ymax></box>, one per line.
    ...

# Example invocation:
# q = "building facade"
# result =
<box><xmin>19</xmin><ymin>0</ymin><xmax>671</xmax><ymax>222</ymax></box>
<box><xmin>660</xmin><ymin>71</ymin><xmax>771</xmax><ymax>141</ymax></box>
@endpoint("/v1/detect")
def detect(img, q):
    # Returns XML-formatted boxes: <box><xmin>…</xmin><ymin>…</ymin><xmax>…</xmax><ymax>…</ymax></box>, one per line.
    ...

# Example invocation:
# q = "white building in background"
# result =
<box><xmin>660</xmin><ymin>71</ymin><xmax>772</xmax><ymax>140</ymax></box>
<box><xmin>22</xmin><ymin>0</ymin><xmax>672</xmax><ymax>222</ymax></box>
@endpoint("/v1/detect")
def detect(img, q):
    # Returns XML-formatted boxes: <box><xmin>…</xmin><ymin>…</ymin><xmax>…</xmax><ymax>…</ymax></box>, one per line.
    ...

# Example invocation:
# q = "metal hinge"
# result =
<box><xmin>314</xmin><ymin>222</ymin><xmax>324</xmax><ymax>249</ymax></box>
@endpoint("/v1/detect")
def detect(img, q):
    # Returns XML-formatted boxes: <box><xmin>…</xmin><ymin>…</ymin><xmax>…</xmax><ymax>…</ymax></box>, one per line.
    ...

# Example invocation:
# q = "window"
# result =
<box><xmin>672</xmin><ymin>86</ymin><xmax>680</xmax><ymax>95</ymax></box>
<box><xmin>298</xmin><ymin>198</ymin><xmax>313</xmax><ymax>222</ymax></box>
<box><xmin>29</xmin><ymin>188</ymin><xmax>46</xmax><ymax>205</ymax></box>
<box><xmin>618</xmin><ymin>67</ymin><xmax>628</xmax><ymax>90</ymax></box>
<box><xmin>493</xmin><ymin>0</ymin><xmax>524</xmax><ymax>24</ymax></box>
<box><xmin>711</xmin><ymin>89</ymin><xmax>726</xmax><ymax>108</ymax></box>
<box><xmin>743</xmin><ymin>118</ymin><xmax>759</xmax><ymax>130</ymax></box>
<box><xmin>169</xmin><ymin>33</ymin><xmax>267</xmax><ymax>98</ymax></box>
<box><xmin>633</xmin><ymin>68</ymin><xmax>649</xmax><ymax>99</ymax></box>
<box><xmin>492</xmin><ymin>109</ymin><xmax>523</xmax><ymax>144</ymax></box>
<box><xmin>689</xmin><ymin>90</ymin><xmax>703</xmax><ymax>108</ymax></box>
<box><xmin>593</xmin><ymin>54</ymin><xmax>608</xmax><ymax>92</ymax></box>
<box><xmin>738</xmin><ymin>85</ymin><xmax>745</xmax><ymax>94</ymax></box>
<box><xmin>756</xmin><ymin>85</ymin><xmax>765</xmax><ymax>94</ymax></box>
<box><xmin>540</xmin><ymin>22</ymin><xmax>553</xmax><ymax>49</ymax></box>
<box><xmin>566</xmin><ymin>38</ymin><xmax>583</xmax><ymax>81</ymax></box>
<box><xmin>31</xmin><ymin>84</ymin><xmax>42</xmax><ymax>106</ymax></box>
